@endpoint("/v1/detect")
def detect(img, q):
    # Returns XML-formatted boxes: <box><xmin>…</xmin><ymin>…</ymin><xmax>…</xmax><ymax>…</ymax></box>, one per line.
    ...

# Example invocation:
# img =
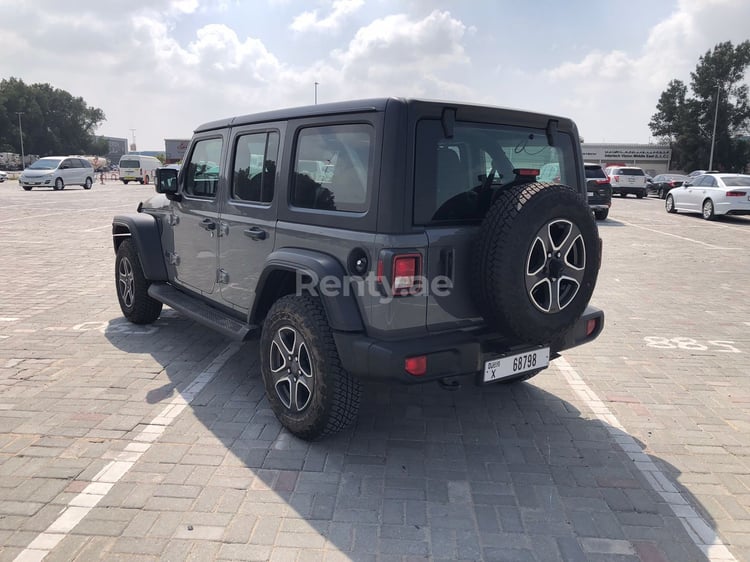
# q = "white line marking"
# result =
<box><xmin>617</xmin><ymin>220</ymin><xmax>739</xmax><ymax>250</ymax></box>
<box><xmin>555</xmin><ymin>357</ymin><xmax>737</xmax><ymax>561</ymax></box>
<box><xmin>14</xmin><ymin>342</ymin><xmax>241</xmax><ymax>562</ymax></box>
<box><xmin>0</xmin><ymin>318</ymin><xmax>20</xmax><ymax>322</ymax></box>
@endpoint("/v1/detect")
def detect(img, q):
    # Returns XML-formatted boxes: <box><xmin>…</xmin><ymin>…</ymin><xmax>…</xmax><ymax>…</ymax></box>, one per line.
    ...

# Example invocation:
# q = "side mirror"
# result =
<box><xmin>156</xmin><ymin>167</ymin><xmax>180</xmax><ymax>200</ymax></box>
<box><xmin>683</xmin><ymin>182</ymin><xmax>692</xmax><ymax>187</ymax></box>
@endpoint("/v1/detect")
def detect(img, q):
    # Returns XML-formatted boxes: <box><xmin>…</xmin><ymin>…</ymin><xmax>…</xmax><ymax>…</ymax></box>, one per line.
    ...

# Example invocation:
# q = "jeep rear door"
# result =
<box><xmin>414</xmin><ymin>118</ymin><xmax>581</xmax><ymax>331</ymax></box>
<box><xmin>218</xmin><ymin>126</ymin><xmax>282</xmax><ymax>311</ymax></box>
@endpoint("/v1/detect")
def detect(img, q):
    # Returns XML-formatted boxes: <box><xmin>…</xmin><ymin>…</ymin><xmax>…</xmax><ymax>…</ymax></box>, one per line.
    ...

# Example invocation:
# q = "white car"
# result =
<box><xmin>0</xmin><ymin>170</ymin><xmax>7</xmax><ymax>182</ymax></box>
<box><xmin>665</xmin><ymin>173</ymin><xmax>750</xmax><ymax>220</ymax></box>
<box><xmin>19</xmin><ymin>156</ymin><xmax>95</xmax><ymax>191</ymax></box>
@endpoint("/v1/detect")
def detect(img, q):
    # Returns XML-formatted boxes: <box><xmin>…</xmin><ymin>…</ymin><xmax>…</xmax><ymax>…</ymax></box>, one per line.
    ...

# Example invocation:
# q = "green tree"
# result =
<box><xmin>0</xmin><ymin>77</ymin><xmax>106</xmax><ymax>159</ymax></box>
<box><xmin>649</xmin><ymin>41</ymin><xmax>750</xmax><ymax>172</ymax></box>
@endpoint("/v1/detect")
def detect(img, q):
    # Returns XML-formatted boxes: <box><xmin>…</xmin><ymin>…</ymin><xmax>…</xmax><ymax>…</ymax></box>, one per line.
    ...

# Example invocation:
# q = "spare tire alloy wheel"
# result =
<box><xmin>261</xmin><ymin>295</ymin><xmax>360</xmax><ymax>441</ymax></box>
<box><xmin>472</xmin><ymin>182</ymin><xmax>599</xmax><ymax>343</ymax></box>
<box><xmin>526</xmin><ymin>219</ymin><xmax>585</xmax><ymax>314</ymax></box>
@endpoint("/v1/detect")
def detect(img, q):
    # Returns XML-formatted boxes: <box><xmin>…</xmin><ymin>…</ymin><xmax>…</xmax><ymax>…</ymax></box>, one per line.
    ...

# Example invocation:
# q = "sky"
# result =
<box><xmin>1</xmin><ymin>0</ymin><xmax>749</xmax><ymax>152</ymax></box>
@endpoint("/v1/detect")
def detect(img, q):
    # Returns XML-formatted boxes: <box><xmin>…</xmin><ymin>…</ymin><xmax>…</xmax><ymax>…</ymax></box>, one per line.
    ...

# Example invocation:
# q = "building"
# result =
<box><xmin>164</xmin><ymin>139</ymin><xmax>190</xmax><ymax>164</ymax></box>
<box><xmin>581</xmin><ymin>143</ymin><xmax>673</xmax><ymax>176</ymax></box>
<box><xmin>97</xmin><ymin>136</ymin><xmax>129</xmax><ymax>168</ymax></box>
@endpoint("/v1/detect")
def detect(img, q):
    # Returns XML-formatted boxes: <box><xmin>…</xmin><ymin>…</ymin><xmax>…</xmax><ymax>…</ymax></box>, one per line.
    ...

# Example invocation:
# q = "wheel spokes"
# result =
<box><xmin>269</xmin><ymin>326</ymin><xmax>314</xmax><ymax>412</ymax></box>
<box><xmin>117</xmin><ymin>257</ymin><xmax>135</xmax><ymax>307</ymax></box>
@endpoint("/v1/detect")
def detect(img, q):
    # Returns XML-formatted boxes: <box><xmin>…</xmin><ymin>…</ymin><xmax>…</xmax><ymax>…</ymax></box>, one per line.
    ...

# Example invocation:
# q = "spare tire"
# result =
<box><xmin>472</xmin><ymin>182</ymin><xmax>599</xmax><ymax>343</ymax></box>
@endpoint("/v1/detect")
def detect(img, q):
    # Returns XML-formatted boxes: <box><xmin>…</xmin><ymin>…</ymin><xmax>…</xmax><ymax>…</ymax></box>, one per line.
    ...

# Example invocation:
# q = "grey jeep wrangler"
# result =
<box><xmin>112</xmin><ymin>98</ymin><xmax>604</xmax><ymax>440</ymax></box>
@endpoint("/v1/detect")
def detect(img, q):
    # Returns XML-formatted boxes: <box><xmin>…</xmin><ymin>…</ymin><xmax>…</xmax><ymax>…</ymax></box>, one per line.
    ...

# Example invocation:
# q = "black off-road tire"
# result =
<box><xmin>472</xmin><ymin>182</ymin><xmax>599</xmax><ymax>343</ymax></box>
<box><xmin>115</xmin><ymin>239</ymin><xmax>162</xmax><ymax>324</ymax></box>
<box><xmin>260</xmin><ymin>295</ymin><xmax>361</xmax><ymax>441</ymax></box>
<box><xmin>594</xmin><ymin>209</ymin><xmax>609</xmax><ymax>221</ymax></box>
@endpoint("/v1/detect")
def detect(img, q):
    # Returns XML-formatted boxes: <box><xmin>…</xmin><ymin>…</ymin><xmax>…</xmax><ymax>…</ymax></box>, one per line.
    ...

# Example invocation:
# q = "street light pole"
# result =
<box><xmin>16</xmin><ymin>112</ymin><xmax>25</xmax><ymax>170</ymax></box>
<box><xmin>708</xmin><ymin>83</ymin><xmax>720</xmax><ymax>170</ymax></box>
<box><xmin>314</xmin><ymin>82</ymin><xmax>318</xmax><ymax>105</ymax></box>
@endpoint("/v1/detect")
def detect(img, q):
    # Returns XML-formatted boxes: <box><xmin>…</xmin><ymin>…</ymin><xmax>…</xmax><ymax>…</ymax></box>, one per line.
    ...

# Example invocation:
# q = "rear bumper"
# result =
<box><xmin>334</xmin><ymin>305</ymin><xmax>604</xmax><ymax>383</ymax></box>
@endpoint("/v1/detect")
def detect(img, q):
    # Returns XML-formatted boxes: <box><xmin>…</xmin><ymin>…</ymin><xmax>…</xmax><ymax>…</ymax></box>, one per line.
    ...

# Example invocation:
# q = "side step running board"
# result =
<box><xmin>148</xmin><ymin>283</ymin><xmax>256</xmax><ymax>341</ymax></box>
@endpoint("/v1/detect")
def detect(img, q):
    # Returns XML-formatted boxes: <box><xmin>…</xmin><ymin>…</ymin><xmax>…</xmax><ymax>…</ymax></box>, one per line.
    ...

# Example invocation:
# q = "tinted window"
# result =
<box><xmin>232</xmin><ymin>131</ymin><xmax>279</xmax><ymax>203</ymax></box>
<box><xmin>414</xmin><ymin>120</ymin><xmax>578</xmax><ymax>224</ymax></box>
<box><xmin>120</xmin><ymin>159</ymin><xmax>140</xmax><ymax>168</ymax></box>
<box><xmin>79</xmin><ymin>159</ymin><xmax>93</xmax><ymax>168</ymax></box>
<box><xmin>692</xmin><ymin>175</ymin><xmax>708</xmax><ymax>186</ymax></box>
<box><xmin>184</xmin><ymin>138</ymin><xmax>223</xmax><ymax>198</ymax></box>
<box><xmin>585</xmin><ymin>166</ymin><xmax>607</xmax><ymax>179</ymax></box>
<box><xmin>722</xmin><ymin>176</ymin><xmax>750</xmax><ymax>187</ymax></box>
<box><xmin>619</xmin><ymin>168</ymin><xmax>645</xmax><ymax>176</ymax></box>
<box><xmin>290</xmin><ymin>124</ymin><xmax>371</xmax><ymax>212</ymax></box>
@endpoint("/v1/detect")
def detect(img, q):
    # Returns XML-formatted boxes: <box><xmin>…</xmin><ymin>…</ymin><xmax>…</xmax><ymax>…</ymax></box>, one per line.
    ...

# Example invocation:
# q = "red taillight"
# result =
<box><xmin>612</xmin><ymin>175</ymin><xmax>619</xmax><ymax>182</ymax></box>
<box><xmin>392</xmin><ymin>253</ymin><xmax>421</xmax><ymax>296</ymax></box>
<box><xmin>514</xmin><ymin>168</ymin><xmax>540</xmax><ymax>177</ymax></box>
<box><xmin>405</xmin><ymin>355</ymin><xmax>427</xmax><ymax>376</ymax></box>
<box><xmin>595</xmin><ymin>178</ymin><xmax>609</xmax><ymax>184</ymax></box>
<box><xmin>726</xmin><ymin>191</ymin><xmax>746</xmax><ymax>197</ymax></box>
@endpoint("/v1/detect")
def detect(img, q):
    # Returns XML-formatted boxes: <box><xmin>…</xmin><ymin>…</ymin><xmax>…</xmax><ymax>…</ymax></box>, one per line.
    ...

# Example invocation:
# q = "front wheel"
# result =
<box><xmin>260</xmin><ymin>295</ymin><xmax>361</xmax><ymax>440</ymax></box>
<box><xmin>594</xmin><ymin>209</ymin><xmax>609</xmax><ymax>221</ymax></box>
<box><xmin>53</xmin><ymin>178</ymin><xmax>64</xmax><ymax>191</ymax></box>
<box><xmin>83</xmin><ymin>177</ymin><xmax>93</xmax><ymax>190</ymax></box>
<box><xmin>22</xmin><ymin>186</ymin><xmax>32</xmax><ymax>191</ymax></box>
<box><xmin>115</xmin><ymin>239</ymin><xmax>162</xmax><ymax>324</ymax></box>
<box><xmin>702</xmin><ymin>199</ymin><xmax>716</xmax><ymax>220</ymax></box>
<box><xmin>665</xmin><ymin>194</ymin><xmax>677</xmax><ymax>213</ymax></box>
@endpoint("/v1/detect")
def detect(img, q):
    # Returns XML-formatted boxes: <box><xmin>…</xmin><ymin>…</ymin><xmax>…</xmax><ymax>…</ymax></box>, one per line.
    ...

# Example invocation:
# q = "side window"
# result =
<box><xmin>290</xmin><ymin>124</ymin><xmax>371</xmax><ymax>212</ymax></box>
<box><xmin>692</xmin><ymin>176</ymin><xmax>706</xmax><ymax>187</ymax></box>
<box><xmin>184</xmin><ymin>138</ymin><xmax>223</xmax><ymax>198</ymax></box>
<box><xmin>705</xmin><ymin>176</ymin><xmax>717</xmax><ymax>187</ymax></box>
<box><xmin>231</xmin><ymin>131</ymin><xmax>279</xmax><ymax>203</ymax></box>
<box><xmin>60</xmin><ymin>159</ymin><xmax>73</xmax><ymax>169</ymax></box>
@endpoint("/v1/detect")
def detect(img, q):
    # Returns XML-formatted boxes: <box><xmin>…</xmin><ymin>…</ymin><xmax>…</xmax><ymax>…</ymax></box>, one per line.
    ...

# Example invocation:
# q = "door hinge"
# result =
<box><xmin>165</xmin><ymin>251</ymin><xmax>180</xmax><ymax>266</ymax></box>
<box><xmin>217</xmin><ymin>268</ymin><xmax>229</xmax><ymax>284</ymax></box>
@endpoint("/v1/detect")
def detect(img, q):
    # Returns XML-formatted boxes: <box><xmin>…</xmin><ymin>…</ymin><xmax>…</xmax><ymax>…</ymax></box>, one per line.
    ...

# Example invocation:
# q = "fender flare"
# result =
<box><xmin>253</xmin><ymin>248</ymin><xmax>364</xmax><ymax>332</ymax></box>
<box><xmin>112</xmin><ymin>213</ymin><xmax>168</xmax><ymax>281</ymax></box>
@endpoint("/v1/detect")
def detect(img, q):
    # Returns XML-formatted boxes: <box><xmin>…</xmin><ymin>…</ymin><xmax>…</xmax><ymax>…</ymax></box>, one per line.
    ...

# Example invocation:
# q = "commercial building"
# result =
<box><xmin>581</xmin><ymin>143</ymin><xmax>673</xmax><ymax>176</ymax></box>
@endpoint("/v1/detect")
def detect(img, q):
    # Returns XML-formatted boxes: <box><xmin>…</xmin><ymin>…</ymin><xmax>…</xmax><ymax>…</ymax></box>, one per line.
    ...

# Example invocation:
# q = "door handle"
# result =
<box><xmin>200</xmin><ymin>218</ymin><xmax>216</xmax><ymax>231</ymax></box>
<box><xmin>244</xmin><ymin>227</ymin><xmax>267</xmax><ymax>241</ymax></box>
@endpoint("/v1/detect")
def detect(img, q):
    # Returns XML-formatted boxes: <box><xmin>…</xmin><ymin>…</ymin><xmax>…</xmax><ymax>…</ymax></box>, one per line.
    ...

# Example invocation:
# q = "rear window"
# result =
<box><xmin>120</xmin><ymin>159</ymin><xmax>140</xmax><ymax>168</ymax></box>
<box><xmin>585</xmin><ymin>166</ymin><xmax>607</xmax><ymax>179</ymax></box>
<box><xmin>618</xmin><ymin>168</ymin><xmax>645</xmax><ymax>176</ymax></box>
<box><xmin>722</xmin><ymin>176</ymin><xmax>750</xmax><ymax>187</ymax></box>
<box><xmin>414</xmin><ymin>120</ymin><xmax>578</xmax><ymax>224</ymax></box>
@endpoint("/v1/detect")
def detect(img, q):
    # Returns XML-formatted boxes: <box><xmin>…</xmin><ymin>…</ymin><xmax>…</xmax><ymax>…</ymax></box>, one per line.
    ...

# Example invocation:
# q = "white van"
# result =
<box><xmin>119</xmin><ymin>154</ymin><xmax>161</xmax><ymax>185</ymax></box>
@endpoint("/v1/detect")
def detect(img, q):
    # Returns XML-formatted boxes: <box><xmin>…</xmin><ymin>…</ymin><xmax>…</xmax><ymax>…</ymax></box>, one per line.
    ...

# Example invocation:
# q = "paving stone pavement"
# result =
<box><xmin>0</xmin><ymin>180</ymin><xmax>748</xmax><ymax>561</ymax></box>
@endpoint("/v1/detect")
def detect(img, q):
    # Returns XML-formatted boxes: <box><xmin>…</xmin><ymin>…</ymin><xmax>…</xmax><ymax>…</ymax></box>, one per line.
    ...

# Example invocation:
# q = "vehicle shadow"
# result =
<box><xmin>596</xmin><ymin>218</ymin><xmax>627</xmax><ymax>227</ymax></box>
<box><xmin>104</xmin><ymin>316</ymin><xmax>720</xmax><ymax>561</ymax></box>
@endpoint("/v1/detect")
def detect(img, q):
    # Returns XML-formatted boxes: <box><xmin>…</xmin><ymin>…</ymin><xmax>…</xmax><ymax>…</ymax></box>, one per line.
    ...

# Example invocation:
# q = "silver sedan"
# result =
<box><xmin>665</xmin><ymin>173</ymin><xmax>750</xmax><ymax>220</ymax></box>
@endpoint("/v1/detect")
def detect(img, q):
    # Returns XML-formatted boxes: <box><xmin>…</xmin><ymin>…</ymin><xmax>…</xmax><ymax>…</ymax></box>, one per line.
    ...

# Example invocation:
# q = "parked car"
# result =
<box><xmin>0</xmin><ymin>170</ymin><xmax>7</xmax><ymax>182</ymax></box>
<box><xmin>647</xmin><ymin>173</ymin><xmax>690</xmax><ymax>199</ymax></box>
<box><xmin>688</xmin><ymin>169</ymin><xmax>718</xmax><ymax>177</ymax></box>
<box><xmin>112</xmin><ymin>98</ymin><xmax>604</xmax><ymax>440</ymax></box>
<box><xmin>604</xmin><ymin>165</ymin><xmax>647</xmax><ymax>198</ymax></box>
<box><xmin>18</xmin><ymin>156</ymin><xmax>95</xmax><ymax>191</ymax></box>
<box><xmin>584</xmin><ymin>163</ymin><xmax>612</xmax><ymax>220</ymax></box>
<box><xmin>665</xmin><ymin>173</ymin><xmax>750</xmax><ymax>220</ymax></box>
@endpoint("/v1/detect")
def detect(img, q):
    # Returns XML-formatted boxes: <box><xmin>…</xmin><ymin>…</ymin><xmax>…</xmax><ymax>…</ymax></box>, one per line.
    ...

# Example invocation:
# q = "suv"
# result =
<box><xmin>112</xmin><ymin>98</ymin><xmax>604</xmax><ymax>440</ymax></box>
<box><xmin>584</xmin><ymin>163</ymin><xmax>612</xmax><ymax>220</ymax></box>
<box><xmin>604</xmin><ymin>165</ymin><xmax>647</xmax><ymax>198</ymax></box>
<box><xmin>19</xmin><ymin>156</ymin><xmax>95</xmax><ymax>191</ymax></box>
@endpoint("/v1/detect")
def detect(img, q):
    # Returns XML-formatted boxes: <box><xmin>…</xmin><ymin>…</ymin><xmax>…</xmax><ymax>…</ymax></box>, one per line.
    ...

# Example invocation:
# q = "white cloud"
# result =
<box><xmin>290</xmin><ymin>0</ymin><xmax>364</xmax><ymax>32</ymax></box>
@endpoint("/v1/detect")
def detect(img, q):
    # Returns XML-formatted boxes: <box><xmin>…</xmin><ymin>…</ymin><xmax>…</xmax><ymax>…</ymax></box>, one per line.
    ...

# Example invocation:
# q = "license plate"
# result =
<box><xmin>483</xmin><ymin>347</ymin><xmax>550</xmax><ymax>383</ymax></box>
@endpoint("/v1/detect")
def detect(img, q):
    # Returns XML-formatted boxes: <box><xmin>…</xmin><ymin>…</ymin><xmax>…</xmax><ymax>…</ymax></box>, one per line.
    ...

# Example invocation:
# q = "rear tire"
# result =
<box><xmin>260</xmin><ymin>295</ymin><xmax>361</xmax><ymax>440</ymax></box>
<box><xmin>115</xmin><ymin>239</ymin><xmax>162</xmax><ymax>324</ymax></box>
<box><xmin>702</xmin><ymin>199</ymin><xmax>716</xmax><ymax>221</ymax></box>
<box><xmin>594</xmin><ymin>209</ymin><xmax>609</xmax><ymax>221</ymax></box>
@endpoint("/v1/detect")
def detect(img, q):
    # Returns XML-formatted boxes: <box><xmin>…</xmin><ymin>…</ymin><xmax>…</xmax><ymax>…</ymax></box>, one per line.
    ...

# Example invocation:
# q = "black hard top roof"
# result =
<box><xmin>193</xmin><ymin>97</ymin><xmax>575</xmax><ymax>134</ymax></box>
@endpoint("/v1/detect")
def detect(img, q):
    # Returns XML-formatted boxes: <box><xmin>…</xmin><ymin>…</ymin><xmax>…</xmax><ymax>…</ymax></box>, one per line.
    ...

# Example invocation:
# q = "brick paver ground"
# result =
<box><xmin>0</xmin><ymin>180</ymin><xmax>747</xmax><ymax>561</ymax></box>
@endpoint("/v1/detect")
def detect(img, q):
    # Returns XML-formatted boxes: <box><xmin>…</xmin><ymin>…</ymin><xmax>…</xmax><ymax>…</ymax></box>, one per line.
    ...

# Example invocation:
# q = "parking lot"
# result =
<box><xmin>0</xmin><ymin>180</ymin><xmax>748</xmax><ymax>561</ymax></box>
